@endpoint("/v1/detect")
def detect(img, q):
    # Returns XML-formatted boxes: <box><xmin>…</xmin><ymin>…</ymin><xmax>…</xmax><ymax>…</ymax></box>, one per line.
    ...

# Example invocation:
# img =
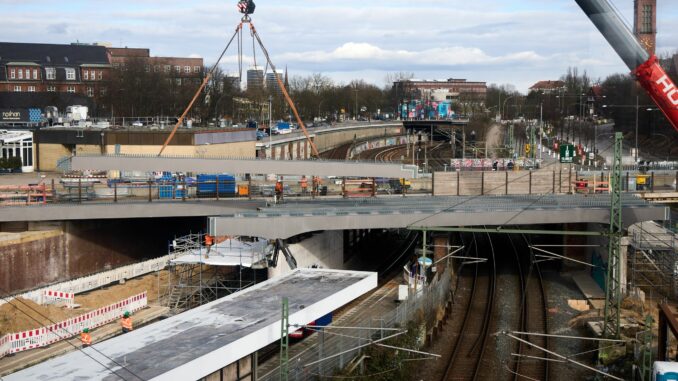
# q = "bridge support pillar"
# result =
<box><xmin>432</xmin><ymin>234</ymin><xmax>450</xmax><ymax>275</ymax></box>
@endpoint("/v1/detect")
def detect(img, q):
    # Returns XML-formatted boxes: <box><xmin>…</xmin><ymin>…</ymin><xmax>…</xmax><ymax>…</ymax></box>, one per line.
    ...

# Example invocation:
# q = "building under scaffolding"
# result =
<box><xmin>165</xmin><ymin>233</ymin><xmax>271</xmax><ymax>312</ymax></box>
<box><xmin>628</xmin><ymin>221</ymin><xmax>678</xmax><ymax>299</ymax></box>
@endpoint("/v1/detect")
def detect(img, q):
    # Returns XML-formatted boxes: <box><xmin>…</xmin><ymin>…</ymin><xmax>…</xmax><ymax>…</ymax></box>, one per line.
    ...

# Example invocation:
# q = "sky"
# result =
<box><xmin>1</xmin><ymin>0</ymin><xmax>677</xmax><ymax>92</ymax></box>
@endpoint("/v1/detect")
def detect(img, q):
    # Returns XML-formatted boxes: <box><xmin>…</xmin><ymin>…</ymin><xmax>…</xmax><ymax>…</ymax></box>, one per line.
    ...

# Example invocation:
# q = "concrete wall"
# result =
<box><xmin>37</xmin><ymin>143</ymin><xmax>72</xmax><ymax>171</ymax></box>
<box><xmin>268</xmin><ymin>231</ymin><xmax>344</xmax><ymax>278</ymax></box>
<box><xmin>37</xmin><ymin>141</ymin><xmax>257</xmax><ymax>172</ymax></box>
<box><xmin>0</xmin><ymin>217</ymin><xmax>204</xmax><ymax>294</ymax></box>
<box><xmin>314</xmin><ymin>125</ymin><xmax>402</xmax><ymax>152</ymax></box>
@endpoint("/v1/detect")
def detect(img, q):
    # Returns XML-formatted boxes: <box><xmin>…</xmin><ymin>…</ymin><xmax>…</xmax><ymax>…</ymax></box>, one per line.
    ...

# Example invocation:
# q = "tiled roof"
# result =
<box><xmin>0</xmin><ymin>42</ymin><xmax>109</xmax><ymax>66</ymax></box>
<box><xmin>529</xmin><ymin>80</ymin><xmax>566</xmax><ymax>90</ymax></box>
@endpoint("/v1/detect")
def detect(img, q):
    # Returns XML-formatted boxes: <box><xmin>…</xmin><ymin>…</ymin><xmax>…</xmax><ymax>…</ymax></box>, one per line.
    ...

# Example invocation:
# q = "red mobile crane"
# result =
<box><xmin>575</xmin><ymin>0</ymin><xmax>678</xmax><ymax>133</ymax></box>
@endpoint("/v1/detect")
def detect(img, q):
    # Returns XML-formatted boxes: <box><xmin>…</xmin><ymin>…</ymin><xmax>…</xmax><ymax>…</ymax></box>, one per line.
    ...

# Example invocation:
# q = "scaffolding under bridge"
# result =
<box><xmin>164</xmin><ymin>233</ymin><xmax>271</xmax><ymax>312</ymax></box>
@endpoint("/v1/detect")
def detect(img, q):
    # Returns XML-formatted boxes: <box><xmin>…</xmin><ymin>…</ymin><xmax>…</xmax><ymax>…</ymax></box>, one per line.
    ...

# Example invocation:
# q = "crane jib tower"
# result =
<box><xmin>575</xmin><ymin>0</ymin><xmax>678</xmax><ymax>133</ymax></box>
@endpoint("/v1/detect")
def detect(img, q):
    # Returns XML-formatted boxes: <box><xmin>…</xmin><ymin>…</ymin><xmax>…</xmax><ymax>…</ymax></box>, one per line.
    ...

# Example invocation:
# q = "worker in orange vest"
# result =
<box><xmin>80</xmin><ymin>328</ymin><xmax>92</xmax><ymax>347</ymax></box>
<box><xmin>121</xmin><ymin>311</ymin><xmax>133</xmax><ymax>333</ymax></box>
<box><xmin>274</xmin><ymin>178</ymin><xmax>284</xmax><ymax>204</ymax></box>
<box><xmin>312</xmin><ymin>176</ymin><xmax>321</xmax><ymax>197</ymax></box>
<box><xmin>204</xmin><ymin>234</ymin><xmax>214</xmax><ymax>257</ymax></box>
<box><xmin>300</xmin><ymin>176</ymin><xmax>308</xmax><ymax>195</ymax></box>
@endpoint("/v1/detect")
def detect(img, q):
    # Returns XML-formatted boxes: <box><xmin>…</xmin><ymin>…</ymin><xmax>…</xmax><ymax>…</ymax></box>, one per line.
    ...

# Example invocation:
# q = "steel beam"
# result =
<box><xmin>408</xmin><ymin>226</ymin><xmax>605</xmax><ymax>236</ymax></box>
<box><xmin>70</xmin><ymin>155</ymin><xmax>419</xmax><ymax>179</ymax></box>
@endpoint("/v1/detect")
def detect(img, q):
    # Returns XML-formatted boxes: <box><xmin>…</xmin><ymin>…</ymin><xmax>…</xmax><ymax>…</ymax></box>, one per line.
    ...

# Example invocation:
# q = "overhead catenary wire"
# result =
<box><xmin>0</xmin><ymin>287</ymin><xmax>145</xmax><ymax>381</ymax></box>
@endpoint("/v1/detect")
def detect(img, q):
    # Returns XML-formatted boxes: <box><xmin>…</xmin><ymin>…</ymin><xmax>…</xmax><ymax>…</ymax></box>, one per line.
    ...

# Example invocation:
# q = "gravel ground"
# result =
<box><xmin>542</xmin><ymin>269</ymin><xmax>598</xmax><ymax>381</ymax></box>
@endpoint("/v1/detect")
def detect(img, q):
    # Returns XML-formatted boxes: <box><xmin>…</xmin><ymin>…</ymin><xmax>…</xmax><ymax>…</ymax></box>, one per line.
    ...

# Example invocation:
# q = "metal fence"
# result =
<box><xmin>259</xmin><ymin>267</ymin><xmax>453</xmax><ymax>380</ymax></box>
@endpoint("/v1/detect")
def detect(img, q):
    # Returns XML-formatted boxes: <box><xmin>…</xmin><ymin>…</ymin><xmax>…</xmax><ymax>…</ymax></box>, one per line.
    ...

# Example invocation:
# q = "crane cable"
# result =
<box><xmin>248</xmin><ymin>20</ymin><xmax>321</xmax><ymax>158</ymax></box>
<box><xmin>159</xmin><ymin>12</ymin><xmax>320</xmax><ymax>158</ymax></box>
<box><xmin>158</xmin><ymin>23</ymin><xmax>243</xmax><ymax>156</ymax></box>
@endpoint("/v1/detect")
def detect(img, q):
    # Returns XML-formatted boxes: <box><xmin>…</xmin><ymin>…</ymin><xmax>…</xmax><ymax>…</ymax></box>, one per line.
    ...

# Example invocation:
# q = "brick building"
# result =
<box><xmin>394</xmin><ymin>78</ymin><xmax>487</xmax><ymax>103</ymax></box>
<box><xmin>634</xmin><ymin>0</ymin><xmax>657</xmax><ymax>55</ymax></box>
<box><xmin>108</xmin><ymin>47</ymin><xmax>204</xmax><ymax>87</ymax></box>
<box><xmin>0</xmin><ymin>42</ymin><xmax>110</xmax><ymax>98</ymax></box>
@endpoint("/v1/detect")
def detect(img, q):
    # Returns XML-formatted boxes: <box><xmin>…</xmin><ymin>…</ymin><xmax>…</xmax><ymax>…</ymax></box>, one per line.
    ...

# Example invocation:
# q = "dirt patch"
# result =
<box><xmin>0</xmin><ymin>271</ymin><xmax>169</xmax><ymax>335</ymax></box>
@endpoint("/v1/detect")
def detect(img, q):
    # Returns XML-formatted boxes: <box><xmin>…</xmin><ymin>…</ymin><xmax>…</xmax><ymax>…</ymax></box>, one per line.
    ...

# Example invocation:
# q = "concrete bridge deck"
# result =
<box><xmin>0</xmin><ymin>194</ymin><xmax>666</xmax><ymax>239</ymax></box>
<box><xmin>208</xmin><ymin>194</ymin><xmax>667</xmax><ymax>239</ymax></box>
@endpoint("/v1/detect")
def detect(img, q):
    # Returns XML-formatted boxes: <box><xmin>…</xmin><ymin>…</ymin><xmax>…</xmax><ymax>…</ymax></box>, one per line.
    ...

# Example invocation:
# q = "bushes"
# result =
<box><xmin>0</xmin><ymin>156</ymin><xmax>22</xmax><ymax>170</ymax></box>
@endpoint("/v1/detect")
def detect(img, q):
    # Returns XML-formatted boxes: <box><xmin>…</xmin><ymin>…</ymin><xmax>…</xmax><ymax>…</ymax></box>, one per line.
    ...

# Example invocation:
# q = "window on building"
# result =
<box><xmin>97</xmin><ymin>71</ymin><xmax>103</xmax><ymax>80</ymax></box>
<box><xmin>47</xmin><ymin>86</ymin><xmax>56</xmax><ymax>92</ymax></box>
<box><xmin>67</xmin><ymin>85</ymin><xmax>76</xmax><ymax>93</ymax></box>
<box><xmin>18</xmin><ymin>69</ymin><xmax>23</xmax><ymax>80</ymax></box>
<box><xmin>90</xmin><ymin>70</ymin><xmax>96</xmax><ymax>80</ymax></box>
<box><xmin>66</xmin><ymin>68</ymin><xmax>76</xmax><ymax>80</ymax></box>
<box><xmin>14</xmin><ymin>85</ymin><xmax>21</xmax><ymax>92</ymax></box>
<box><xmin>642</xmin><ymin>5</ymin><xmax>653</xmax><ymax>34</ymax></box>
<box><xmin>164</xmin><ymin>65</ymin><xmax>171</xmax><ymax>73</ymax></box>
<box><xmin>113</xmin><ymin>63</ymin><xmax>119</xmax><ymax>69</ymax></box>
<box><xmin>25</xmin><ymin>69</ymin><xmax>30</xmax><ymax>79</ymax></box>
<box><xmin>9</xmin><ymin>69</ymin><xmax>15</xmax><ymax>79</ymax></box>
<box><xmin>45</xmin><ymin>67</ymin><xmax>56</xmax><ymax>80</ymax></box>
<box><xmin>28</xmin><ymin>86</ymin><xmax>36</xmax><ymax>92</ymax></box>
<box><xmin>175</xmin><ymin>65</ymin><xmax>181</xmax><ymax>73</ymax></box>
<box><xmin>84</xmin><ymin>70</ymin><xmax>89</xmax><ymax>80</ymax></box>
<box><xmin>154</xmin><ymin>65</ymin><xmax>159</xmax><ymax>72</ymax></box>
<box><xmin>175</xmin><ymin>78</ymin><xmax>182</xmax><ymax>86</ymax></box>
<box><xmin>32</xmin><ymin>69</ymin><xmax>38</xmax><ymax>79</ymax></box>
<box><xmin>184</xmin><ymin>66</ymin><xmax>191</xmax><ymax>74</ymax></box>
<box><xmin>145</xmin><ymin>65</ymin><xmax>151</xmax><ymax>73</ymax></box>
<box><xmin>87</xmin><ymin>87</ymin><xmax>93</xmax><ymax>97</ymax></box>
<box><xmin>100</xmin><ymin>87</ymin><xmax>107</xmax><ymax>96</ymax></box>
<box><xmin>193</xmin><ymin>66</ymin><xmax>200</xmax><ymax>73</ymax></box>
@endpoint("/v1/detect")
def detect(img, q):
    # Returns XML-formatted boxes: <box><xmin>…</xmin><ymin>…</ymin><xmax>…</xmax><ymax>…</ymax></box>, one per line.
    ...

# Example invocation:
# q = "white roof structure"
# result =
<box><xmin>6</xmin><ymin>269</ymin><xmax>377</xmax><ymax>381</ymax></box>
<box><xmin>0</xmin><ymin>130</ymin><xmax>32</xmax><ymax>143</ymax></box>
<box><xmin>171</xmin><ymin>238</ymin><xmax>270</xmax><ymax>267</ymax></box>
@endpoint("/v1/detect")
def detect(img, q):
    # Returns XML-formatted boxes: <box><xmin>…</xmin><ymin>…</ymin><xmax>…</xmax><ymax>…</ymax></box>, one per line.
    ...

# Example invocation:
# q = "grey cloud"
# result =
<box><xmin>47</xmin><ymin>23</ymin><xmax>68</xmax><ymax>34</ymax></box>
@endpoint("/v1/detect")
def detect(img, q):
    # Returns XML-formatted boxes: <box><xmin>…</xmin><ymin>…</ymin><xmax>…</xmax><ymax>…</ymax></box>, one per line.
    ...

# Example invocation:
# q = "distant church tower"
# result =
<box><xmin>634</xmin><ymin>0</ymin><xmax>657</xmax><ymax>55</ymax></box>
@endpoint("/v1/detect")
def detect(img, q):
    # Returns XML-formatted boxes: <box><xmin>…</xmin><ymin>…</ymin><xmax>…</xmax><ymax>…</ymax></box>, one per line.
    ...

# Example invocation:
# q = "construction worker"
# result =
<box><xmin>204</xmin><ymin>234</ymin><xmax>214</xmax><ymax>257</ymax></box>
<box><xmin>300</xmin><ymin>176</ymin><xmax>308</xmax><ymax>195</ymax></box>
<box><xmin>312</xmin><ymin>176</ymin><xmax>321</xmax><ymax>197</ymax></box>
<box><xmin>274</xmin><ymin>178</ymin><xmax>284</xmax><ymax>204</ymax></box>
<box><xmin>80</xmin><ymin>328</ymin><xmax>92</xmax><ymax>347</ymax></box>
<box><xmin>121</xmin><ymin>311</ymin><xmax>133</xmax><ymax>333</ymax></box>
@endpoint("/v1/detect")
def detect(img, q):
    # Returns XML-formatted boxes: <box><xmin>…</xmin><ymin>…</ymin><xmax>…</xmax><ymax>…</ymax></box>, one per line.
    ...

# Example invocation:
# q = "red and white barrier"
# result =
<box><xmin>41</xmin><ymin>289</ymin><xmax>75</xmax><ymax>308</ymax></box>
<box><xmin>0</xmin><ymin>291</ymin><xmax>147</xmax><ymax>358</ymax></box>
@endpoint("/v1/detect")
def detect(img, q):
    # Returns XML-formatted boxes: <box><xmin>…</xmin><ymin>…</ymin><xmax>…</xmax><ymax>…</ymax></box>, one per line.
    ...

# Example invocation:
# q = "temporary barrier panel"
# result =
<box><xmin>41</xmin><ymin>289</ymin><xmax>74</xmax><ymax>307</ymax></box>
<box><xmin>0</xmin><ymin>292</ymin><xmax>146</xmax><ymax>358</ymax></box>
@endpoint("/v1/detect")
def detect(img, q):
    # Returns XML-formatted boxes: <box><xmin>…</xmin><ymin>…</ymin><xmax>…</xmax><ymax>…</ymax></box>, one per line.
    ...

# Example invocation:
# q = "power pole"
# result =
<box><xmin>602</xmin><ymin>132</ymin><xmax>623</xmax><ymax>339</ymax></box>
<box><xmin>280</xmin><ymin>296</ymin><xmax>289</xmax><ymax>381</ymax></box>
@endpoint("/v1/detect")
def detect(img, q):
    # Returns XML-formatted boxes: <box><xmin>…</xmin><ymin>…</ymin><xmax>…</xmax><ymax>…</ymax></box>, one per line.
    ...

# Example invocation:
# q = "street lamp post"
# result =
<box><xmin>353</xmin><ymin>89</ymin><xmax>359</xmax><ymax>121</ymax></box>
<box><xmin>635</xmin><ymin>95</ymin><xmax>639</xmax><ymax>163</ymax></box>
<box><xmin>602</xmin><ymin>99</ymin><xmax>656</xmax><ymax>163</ymax></box>
<box><xmin>268</xmin><ymin>95</ymin><xmax>273</xmax><ymax>158</ymax></box>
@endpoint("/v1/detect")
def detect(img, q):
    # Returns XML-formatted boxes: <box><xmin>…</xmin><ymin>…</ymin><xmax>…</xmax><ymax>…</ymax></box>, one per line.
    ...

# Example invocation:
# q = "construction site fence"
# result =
<box><xmin>0</xmin><ymin>292</ymin><xmax>147</xmax><ymax>358</ymax></box>
<box><xmin>433</xmin><ymin>169</ymin><xmax>678</xmax><ymax>196</ymax></box>
<box><xmin>0</xmin><ymin>254</ymin><xmax>171</xmax><ymax>308</ymax></box>
<box><xmin>259</xmin><ymin>267</ymin><xmax>453</xmax><ymax>381</ymax></box>
<box><xmin>41</xmin><ymin>289</ymin><xmax>75</xmax><ymax>308</ymax></box>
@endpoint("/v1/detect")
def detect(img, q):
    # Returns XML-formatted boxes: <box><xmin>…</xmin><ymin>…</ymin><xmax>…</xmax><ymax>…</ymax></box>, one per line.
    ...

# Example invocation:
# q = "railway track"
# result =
<box><xmin>441</xmin><ymin>233</ymin><xmax>497</xmax><ymax>381</ymax></box>
<box><xmin>505</xmin><ymin>235</ymin><xmax>550</xmax><ymax>381</ymax></box>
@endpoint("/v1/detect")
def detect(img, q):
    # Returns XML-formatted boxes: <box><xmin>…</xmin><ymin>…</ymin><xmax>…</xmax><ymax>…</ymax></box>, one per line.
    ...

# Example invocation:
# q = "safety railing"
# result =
<box><xmin>0</xmin><ymin>292</ymin><xmax>146</xmax><ymax>358</ymax></box>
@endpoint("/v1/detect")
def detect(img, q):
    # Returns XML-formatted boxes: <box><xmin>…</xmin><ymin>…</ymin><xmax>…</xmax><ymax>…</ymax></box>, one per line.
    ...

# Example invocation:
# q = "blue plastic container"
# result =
<box><xmin>196</xmin><ymin>174</ymin><xmax>236</xmax><ymax>197</ymax></box>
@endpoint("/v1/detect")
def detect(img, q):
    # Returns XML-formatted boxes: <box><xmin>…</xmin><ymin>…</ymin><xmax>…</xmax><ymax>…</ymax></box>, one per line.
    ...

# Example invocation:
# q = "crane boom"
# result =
<box><xmin>575</xmin><ymin>0</ymin><xmax>678</xmax><ymax>133</ymax></box>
